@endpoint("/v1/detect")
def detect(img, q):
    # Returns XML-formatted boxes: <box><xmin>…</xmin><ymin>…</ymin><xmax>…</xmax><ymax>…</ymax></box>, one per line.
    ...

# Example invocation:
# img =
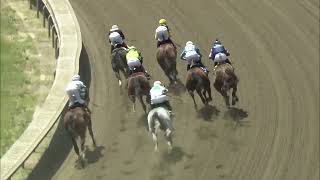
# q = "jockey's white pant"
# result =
<box><xmin>127</xmin><ymin>58</ymin><xmax>141</xmax><ymax>68</ymax></box>
<box><xmin>213</xmin><ymin>53</ymin><xmax>227</xmax><ymax>63</ymax></box>
<box><xmin>155</xmin><ymin>26</ymin><xmax>169</xmax><ymax>42</ymax></box>
<box><xmin>109</xmin><ymin>32</ymin><xmax>123</xmax><ymax>46</ymax></box>
<box><xmin>185</xmin><ymin>50</ymin><xmax>200</xmax><ymax>65</ymax></box>
<box><xmin>151</xmin><ymin>94</ymin><xmax>169</xmax><ymax>105</ymax></box>
<box><xmin>66</xmin><ymin>88</ymin><xmax>85</xmax><ymax>107</ymax></box>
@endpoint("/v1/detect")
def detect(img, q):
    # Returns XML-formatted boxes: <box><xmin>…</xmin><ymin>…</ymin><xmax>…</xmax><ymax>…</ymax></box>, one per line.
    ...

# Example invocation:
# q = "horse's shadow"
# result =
<box><xmin>161</xmin><ymin>146</ymin><xmax>185</xmax><ymax>164</ymax></box>
<box><xmin>168</xmin><ymin>79</ymin><xmax>186</xmax><ymax>96</ymax></box>
<box><xmin>223</xmin><ymin>107</ymin><xmax>249</xmax><ymax>123</ymax></box>
<box><xmin>75</xmin><ymin>145</ymin><xmax>105</xmax><ymax>169</ymax></box>
<box><xmin>197</xmin><ymin>105</ymin><xmax>220</xmax><ymax>122</ymax></box>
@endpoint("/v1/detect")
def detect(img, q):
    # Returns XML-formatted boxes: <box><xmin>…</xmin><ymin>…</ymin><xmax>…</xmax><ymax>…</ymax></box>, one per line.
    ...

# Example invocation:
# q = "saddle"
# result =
<box><xmin>159</xmin><ymin>40</ymin><xmax>176</xmax><ymax>51</ymax></box>
<box><xmin>128</xmin><ymin>71</ymin><xmax>146</xmax><ymax>81</ymax></box>
<box><xmin>190</xmin><ymin>64</ymin><xmax>209</xmax><ymax>75</ymax></box>
<box><xmin>112</xmin><ymin>46</ymin><xmax>128</xmax><ymax>54</ymax></box>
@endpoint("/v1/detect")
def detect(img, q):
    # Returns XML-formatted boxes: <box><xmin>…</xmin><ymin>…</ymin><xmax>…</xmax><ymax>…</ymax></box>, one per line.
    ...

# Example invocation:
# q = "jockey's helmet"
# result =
<box><xmin>214</xmin><ymin>39</ymin><xmax>221</xmax><ymax>45</ymax></box>
<box><xmin>159</xmin><ymin>19</ymin><xmax>167</xmax><ymax>26</ymax></box>
<box><xmin>153</xmin><ymin>81</ymin><xmax>162</xmax><ymax>86</ymax></box>
<box><xmin>186</xmin><ymin>41</ymin><xmax>193</xmax><ymax>46</ymax></box>
<box><xmin>110</xmin><ymin>25</ymin><xmax>119</xmax><ymax>31</ymax></box>
<box><xmin>128</xmin><ymin>46</ymin><xmax>136</xmax><ymax>50</ymax></box>
<box><xmin>72</xmin><ymin>74</ymin><xmax>80</xmax><ymax>81</ymax></box>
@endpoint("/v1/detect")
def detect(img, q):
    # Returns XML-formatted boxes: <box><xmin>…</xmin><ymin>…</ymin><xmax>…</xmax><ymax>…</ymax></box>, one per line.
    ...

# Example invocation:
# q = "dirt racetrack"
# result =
<box><xmin>28</xmin><ymin>0</ymin><xmax>319</xmax><ymax>180</ymax></box>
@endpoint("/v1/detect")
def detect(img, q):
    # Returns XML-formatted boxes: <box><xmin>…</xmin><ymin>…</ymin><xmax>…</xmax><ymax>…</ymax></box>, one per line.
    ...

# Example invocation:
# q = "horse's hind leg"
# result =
<box><xmin>214</xmin><ymin>82</ymin><xmax>230</xmax><ymax>107</ymax></box>
<box><xmin>197</xmin><ymin>89</ymin><xmax>207</xmax><ymax>105</ymax></box>
<box><xmin>114</xmin><ymin>71</ymin><xmax>122</xmax><ymax>86</ymax></box>
<box><xmin>87</xmin><ymin>118</ymin><xmax>97</xmax><ymax>147</ymax></box>
<box><xmin>69</xmin><ymin>132</ymin><xmax>80</xmax><ymax>157</ymax></box>
<box><xmin>231</xmin><ymin>85</ymin><xmax>239</xmax><ymax>106</ymax></box>
<box><xmin>189</xmin><ymin>90</ymin><xmax>198</xmax><ymax>109</ymax></box>
<box><xmin>130</xmin><ymin>95</ymin><xmax>136</xmax><ymax>112</ymax></box>
<box><xmin>139</xmin><ymin>95</ymin><xmax>147</xmax><ymax>113</ymax></box>
<box><xmin>206</xmin><ymin>83</ymin><xmax>213</xmax><ymax>102</ymax></box>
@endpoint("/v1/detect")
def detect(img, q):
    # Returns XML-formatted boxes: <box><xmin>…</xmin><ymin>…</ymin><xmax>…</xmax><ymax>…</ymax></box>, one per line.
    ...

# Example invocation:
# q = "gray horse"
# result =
<box><xmin>147</xmin><ymin>106</ymin><xmax>173</xmax><ymax>152</ymax></box>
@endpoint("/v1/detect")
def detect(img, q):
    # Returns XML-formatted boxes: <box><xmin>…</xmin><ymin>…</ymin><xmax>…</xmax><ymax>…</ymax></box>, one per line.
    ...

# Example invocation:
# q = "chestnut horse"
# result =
<box><xmin>213</xmin><ymin>63</ymin><xmax>239</xmax><ymax>108</ymax></box>
<box><xmin>64</xmin><ymin>107</ymin><xmax>96</xmax><ymax>167</ymax></box>
<box><xmin>156</xmin><ymin>43</ymin><xmax>178</xmax><ymax>84</ymax></box>
<box><xmin>127</xmin><ymin>72</ymin><xmax>151</xmax><ymax>113</ymax></box>
<box><xmin>186</xmin><ymin>67</ymin><xmax>212</xmax><ymax>109</ymax></box>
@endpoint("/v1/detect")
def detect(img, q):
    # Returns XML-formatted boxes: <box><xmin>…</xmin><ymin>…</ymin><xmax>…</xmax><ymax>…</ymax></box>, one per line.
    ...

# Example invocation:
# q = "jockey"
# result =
<box><xmin>66</xmin><ymin>75</ymin><xmax>91</xmax><ymax>114</ymax></box>
<box><xmin>180</xmin><ymin>41</ymin><xmax>209</xmax><ymax>73</ymax></box>
<box><xmin>150</xmin><ymin>81</ymin><xmax>172</xmax><ymax>111</ymax></box>
<box><xmin>209</xmin><ymin>39</ymin><xmax>231</xmax><ymax>68</ymax></box>
<box><xmin>154</xmin><ymin>19</ymin><xmax>176</xmax><ymax>49</ymax></box>
<box><xmin>108</xmin><ymin>25</ymin><xmax>128</xmax><ymax>52</ymax></box>
<box><xmin>126</xmin><ymin>46</ymin><xmax>150</xmax><ymax>79</ymax></box>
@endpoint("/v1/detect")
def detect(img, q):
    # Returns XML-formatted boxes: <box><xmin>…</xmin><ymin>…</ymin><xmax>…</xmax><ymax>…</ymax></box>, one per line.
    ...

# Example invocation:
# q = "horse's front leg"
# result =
<box><xmin>87</xmin><ymin>118</ymin><xmax>97</xmax><ymax>148</ymax></box>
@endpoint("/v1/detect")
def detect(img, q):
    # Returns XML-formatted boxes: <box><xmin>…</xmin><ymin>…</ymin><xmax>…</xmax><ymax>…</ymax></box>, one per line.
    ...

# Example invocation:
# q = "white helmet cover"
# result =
<box><xmin>72</xmin><ymin>74</ymin><xmax>80</xmax><ymax>81</ymax></box>
<box><xmin>153</xmin><ymin>81</ymin><xmax>162</xmax><ymax>86</ymax></box>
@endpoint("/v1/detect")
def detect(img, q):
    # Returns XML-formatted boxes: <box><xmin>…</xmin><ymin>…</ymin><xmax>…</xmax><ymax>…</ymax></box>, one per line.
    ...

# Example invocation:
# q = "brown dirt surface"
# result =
<box><xmin>28</xmin><ymin>0</ymin><xmax>319</xmax><ymax>180</ymax></box>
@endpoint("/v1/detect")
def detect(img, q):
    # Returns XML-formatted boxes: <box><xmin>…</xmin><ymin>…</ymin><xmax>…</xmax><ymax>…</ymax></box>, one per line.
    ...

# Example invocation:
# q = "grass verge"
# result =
<box><xmin>1</xmin><ymin>4</ymin><xmax>41</xmax><ymax>157</ymax></box>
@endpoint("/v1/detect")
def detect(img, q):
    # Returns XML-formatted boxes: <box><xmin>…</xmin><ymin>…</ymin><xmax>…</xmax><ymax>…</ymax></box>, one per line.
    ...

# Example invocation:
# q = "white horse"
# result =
<box><xmin>147</xmin><ymin>106</ymin><xmax>173</xmax><ymax>152</ymax></box>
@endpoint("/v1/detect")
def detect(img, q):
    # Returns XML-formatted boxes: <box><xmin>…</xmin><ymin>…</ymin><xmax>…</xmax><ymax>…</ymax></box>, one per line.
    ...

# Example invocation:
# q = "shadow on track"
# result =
<box><xmin>197</xmin><ymin>105</ymin><xmax>220</xmax><ymax>122</ymax></box>
<box><xmin>224</xmin><ymin>107</ymin><xmax>249</xmax><ymax>127</ymax></box>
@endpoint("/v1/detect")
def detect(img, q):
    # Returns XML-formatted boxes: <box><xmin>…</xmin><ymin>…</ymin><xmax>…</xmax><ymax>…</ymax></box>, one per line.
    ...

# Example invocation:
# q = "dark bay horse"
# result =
<box><xmin>186</xmin><ymin>67</ymin><xmax>212</xmax><ymax>109</ymax></box>
<box><xmin>127</xmin><ymin>72</ymin><xmax>151</xmax><ymax>113</ymax></box>
<box><xmin>64</xmin><ymin>107</ymin><xmax>96</xmax><ymax>167</ymax></box>
<box><xmin>111</xmin><ymin>47</ymin><xmax>129</xmax><ymax>87</ymax></box>
<box><xmin>213</xmin><ymin>63</ymin><xmax>239</xmax><ymax>108</ymax></box>
<box><xmin>156</xmin><ymin>43</ymin><xmax>178</xmax><ymax>84</ymax></box>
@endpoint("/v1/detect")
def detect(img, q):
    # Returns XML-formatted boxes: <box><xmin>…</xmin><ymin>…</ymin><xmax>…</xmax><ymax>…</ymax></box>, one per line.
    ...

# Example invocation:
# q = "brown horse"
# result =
<box><xmin>186</xmin><ymin>67</ymin><xmax>212</xmax><ymax>109</ymax></box>
<box><xmin>111</xmin><ymin>47</ymin><xmax>129</xmax><ymax>87</ymax></box>
<box><xmin>213</xmin><ymin>63</ymin><xmax>239</xmax><ymax>108</ymax></box>
<box><xmin>156</xmin><ymin>43</ymin><xmax>178</xmax><ymax>84</ymax></box>
<box><xmin>64</xmin><ymin>107</ymin><xmax>96</xmax><ymax>167</ymax></box>
<box><xmin>127</xmin><ymin>72</ymin><xmax>151</xmax><ymax>113</ymax></box>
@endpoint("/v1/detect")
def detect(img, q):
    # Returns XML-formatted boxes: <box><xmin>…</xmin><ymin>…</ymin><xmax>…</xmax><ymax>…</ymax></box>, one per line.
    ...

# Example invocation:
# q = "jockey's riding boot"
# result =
<box><xmin>226</xmin><ymin>59</ymin><xmax>232</xmax><ymax>65</ymax></box>
<box><xmin>110</xmin><ymin>46</ymin><xmax>115</xmax><ymax>53</ymax></box>
<box><xmin>141</xmin><ymin>66</ymin><xmax>151</xmax><ymax>79</ymax></box>
<box><xmin>187</xmin><ymin>64</ymin><xmax>191</xmax><ymax>71</ymax></box>
<box><xmin>85</xmin><ymin>106</ymin><xmax>91</xmax><ymax>115</ymax></box>
<box><xmin>165</xmin><ymin>101</ymin><xmax>173</xmax><ymax>111</ymax></box>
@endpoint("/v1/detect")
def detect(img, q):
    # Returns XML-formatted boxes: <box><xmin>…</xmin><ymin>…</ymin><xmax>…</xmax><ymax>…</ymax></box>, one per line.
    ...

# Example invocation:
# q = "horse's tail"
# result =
<box><xmin>225</xmin><ymin>67</ymin><xmax>239</xmax><ymax>85</ymax></box>
<box><xmin>66</xmin><ymin>112</ymin><xmax>77</xmax><ymax>135</ymax></box>
<box><xmin>191</xmin><ymin>72</ymin><xmax>203</xmax><ymax>89</ymax></box>
<box><xmin>133</xmin><ymin>77</ymin><xmax>142</xmax><ymax>97</ymax></box>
